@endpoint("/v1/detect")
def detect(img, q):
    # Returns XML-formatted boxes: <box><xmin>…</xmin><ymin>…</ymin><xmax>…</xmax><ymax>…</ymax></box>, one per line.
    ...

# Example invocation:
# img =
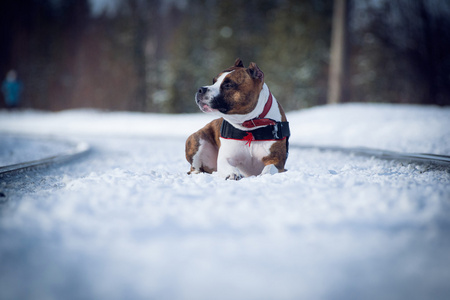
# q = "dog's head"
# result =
<box><xmin>195</xmin><ymin>58</ymin><xmax>265</xmax><ymax>115</ymax></box>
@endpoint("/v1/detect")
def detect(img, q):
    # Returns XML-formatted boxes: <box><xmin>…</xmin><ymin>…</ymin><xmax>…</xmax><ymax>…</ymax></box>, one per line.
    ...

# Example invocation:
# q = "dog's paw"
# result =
<box><xmin>188</xmin><ymin>168</ymin><xmax>201</xmax><ymax>175</ymax></box>
<box><xmin>225</xmin><ymin>173</ymin><xmax>244</xmax><ymax>181</ymax></box>
<box><xmin>261</xmin><ymin>164</ymin><xmax>278</xmax><ymax>176</ymax></box>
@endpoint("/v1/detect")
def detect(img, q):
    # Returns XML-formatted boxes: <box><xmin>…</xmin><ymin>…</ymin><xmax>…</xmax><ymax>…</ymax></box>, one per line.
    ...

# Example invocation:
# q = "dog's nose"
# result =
<box><xmin>198</xmin><ymin>87</ymin><xmax>207</xmax><ymax>94</ymax></box>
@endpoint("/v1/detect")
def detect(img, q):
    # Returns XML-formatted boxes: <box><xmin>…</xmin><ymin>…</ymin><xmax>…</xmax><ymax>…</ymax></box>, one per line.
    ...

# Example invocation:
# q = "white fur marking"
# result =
<box><xmin>205</xmin><ymin>71</ymin><xmax>234</xmax><ymax>100</ymax></box>
<box><xmin>192</xmin><ymin>138</ymin><xmax>217</xmax><ymax>172</ymax></box>
<box><xmin>217</xmin><ymin>138</ymin><xmax>276</xmax><ymax>178</ymax></box>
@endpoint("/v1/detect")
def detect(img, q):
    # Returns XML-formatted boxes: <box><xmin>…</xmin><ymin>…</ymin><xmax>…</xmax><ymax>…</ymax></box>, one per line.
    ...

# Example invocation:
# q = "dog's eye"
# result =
<box><xmin>222</xmin><ymin>81</ymin><xmax>234</xmax><ymax>89</ymax></box>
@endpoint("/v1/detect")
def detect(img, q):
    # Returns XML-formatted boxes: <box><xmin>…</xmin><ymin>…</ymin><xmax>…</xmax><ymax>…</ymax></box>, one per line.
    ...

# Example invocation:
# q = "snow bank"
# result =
<box><xmin>289</xmin><ymin>103</ymin><xmax>450</xmax><ymax>155</ymax></box>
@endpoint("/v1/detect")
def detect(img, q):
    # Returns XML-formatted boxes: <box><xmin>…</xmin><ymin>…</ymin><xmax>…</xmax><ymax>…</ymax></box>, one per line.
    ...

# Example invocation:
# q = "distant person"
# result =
<box><xmin>2</xmin><ymin>70</ymin><xmax>23</xmax><ymax>109</ymax></box>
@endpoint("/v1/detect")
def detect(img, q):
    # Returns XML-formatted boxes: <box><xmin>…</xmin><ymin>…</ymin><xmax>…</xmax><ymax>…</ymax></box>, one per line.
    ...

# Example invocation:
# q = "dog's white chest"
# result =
<box><xmin>217</xmin><ymin>138</ymin><xmax>275</xmax><ymax>177</ymax></box>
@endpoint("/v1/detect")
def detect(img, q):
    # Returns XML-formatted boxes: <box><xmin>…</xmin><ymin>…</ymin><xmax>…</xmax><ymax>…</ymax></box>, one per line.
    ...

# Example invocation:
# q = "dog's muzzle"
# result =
<box><xmin>196</xmin><ymin>87</ymin><xmax>214</xmax><ymax>112</ymax></box>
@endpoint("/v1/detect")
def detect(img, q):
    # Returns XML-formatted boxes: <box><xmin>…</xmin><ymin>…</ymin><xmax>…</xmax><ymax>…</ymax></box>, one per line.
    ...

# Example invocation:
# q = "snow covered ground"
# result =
<box><xmin>1</xmin><ymin>103</ymin><xmax>450</xmax><ymax>300</ymax></box>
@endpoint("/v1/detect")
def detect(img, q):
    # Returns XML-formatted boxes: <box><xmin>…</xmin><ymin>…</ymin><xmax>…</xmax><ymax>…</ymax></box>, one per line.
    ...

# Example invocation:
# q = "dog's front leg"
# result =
<box><xmin>216</xmin><ymin>143</ymin><xmax>245</xmax><ymax>180</ymax></box>
<box><xmin>217</xmin><ymin>155</ymin><xmax>244</xmax><ymax>180</ymax></box>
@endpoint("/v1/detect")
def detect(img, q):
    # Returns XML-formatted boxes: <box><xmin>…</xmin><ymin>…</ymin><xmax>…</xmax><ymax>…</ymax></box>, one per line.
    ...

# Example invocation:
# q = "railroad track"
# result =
<box><xmin>0</xmin><ymin>137</ymin><xmax>90</xmax><ymax>176</ymax></box>
<box><xmin>291</xmin><ymin>144</ymin><xmax>450</xmax><ymax>168</ymax></box>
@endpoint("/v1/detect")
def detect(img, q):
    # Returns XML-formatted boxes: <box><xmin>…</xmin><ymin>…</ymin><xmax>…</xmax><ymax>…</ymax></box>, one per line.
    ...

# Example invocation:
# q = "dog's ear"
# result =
<box><xmin>247</xmin><ymin>62</ymin><xmax>264</xmax><ymax>81</ymax></box>
<box><xmin>234</xmin><ymin>58</ymin><xmax>244</xmax><ymax>68</ymax></box>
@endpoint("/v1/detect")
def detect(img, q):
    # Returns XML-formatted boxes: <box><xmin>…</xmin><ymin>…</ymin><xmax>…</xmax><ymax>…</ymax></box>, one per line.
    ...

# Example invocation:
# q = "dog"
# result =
<box><xmin>185</xmin><ymin>58</ymin><xmax>290</xmax><ymax>180</ymax></box>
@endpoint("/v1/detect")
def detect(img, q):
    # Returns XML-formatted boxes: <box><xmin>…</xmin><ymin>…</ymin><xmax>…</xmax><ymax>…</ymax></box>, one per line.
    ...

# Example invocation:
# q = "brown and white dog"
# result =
<box><xmin>185</xmin><ymin>59</ymin><xmax>290</xmax><ymax>180</ymax></box>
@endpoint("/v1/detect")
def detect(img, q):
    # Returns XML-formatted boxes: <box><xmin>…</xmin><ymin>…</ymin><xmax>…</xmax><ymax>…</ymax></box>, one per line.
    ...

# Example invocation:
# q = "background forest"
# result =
<box><xmin>1</xmin><ymin>0</ymin><xmax>449</xmax><ymax>113</ymax></box>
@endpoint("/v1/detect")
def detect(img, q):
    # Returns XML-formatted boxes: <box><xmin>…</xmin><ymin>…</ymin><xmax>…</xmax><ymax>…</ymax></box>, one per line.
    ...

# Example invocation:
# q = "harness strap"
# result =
<box><xmin>220</xmin><ymin>119</ymin><xmax>290</xmax><ymax>145</ymax></box>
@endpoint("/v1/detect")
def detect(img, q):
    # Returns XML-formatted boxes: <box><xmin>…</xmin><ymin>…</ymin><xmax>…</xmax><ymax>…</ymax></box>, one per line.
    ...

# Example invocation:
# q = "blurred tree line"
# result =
<box><xmin>0</xmin><ymin>0</ymin><xmax>449</xmax><ymax>112</ymax></box>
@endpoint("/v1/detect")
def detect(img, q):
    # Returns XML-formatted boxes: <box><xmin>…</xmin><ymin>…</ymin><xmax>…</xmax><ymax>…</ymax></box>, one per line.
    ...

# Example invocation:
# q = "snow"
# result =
<box><xmin>290</xmin><ymin>103</ymin><xmax>450</xmax><ymax>154</ymax></box>
<box><xmin>1</xmin><ymin>103</ymin><xmax>450</xmax><ymax>300</ymax></box>
<box><xmin>0</xmin><ymin>134</ymin><xmax>75</xmax><ymax>165</ymax></box>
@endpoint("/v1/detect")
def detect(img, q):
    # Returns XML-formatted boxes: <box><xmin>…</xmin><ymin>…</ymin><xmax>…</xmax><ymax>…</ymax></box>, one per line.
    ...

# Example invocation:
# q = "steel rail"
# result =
<box><xmin>291</xmin><ymin>144</ymin><xmax>450</xmax><ymax>167</ymax></box>
<box><xmin>0</xmin><ymin>139</ymin><xmax>90</xmax><ymax>175</ymax></box>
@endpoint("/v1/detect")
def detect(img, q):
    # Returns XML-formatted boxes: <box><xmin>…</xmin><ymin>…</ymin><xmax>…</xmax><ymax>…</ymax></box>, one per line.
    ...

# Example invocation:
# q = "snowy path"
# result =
<box><xmin>1</xmin><ymin>104</ymin><xmax>450</xmax><ymax>300</ymax></box>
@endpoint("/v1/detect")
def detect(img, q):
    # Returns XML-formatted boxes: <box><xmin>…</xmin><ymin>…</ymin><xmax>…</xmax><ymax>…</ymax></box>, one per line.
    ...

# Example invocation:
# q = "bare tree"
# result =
<box><xmin>328</xmin><ymin>0</ymin><xmax>350</xmax><ymax>104</ymax></box>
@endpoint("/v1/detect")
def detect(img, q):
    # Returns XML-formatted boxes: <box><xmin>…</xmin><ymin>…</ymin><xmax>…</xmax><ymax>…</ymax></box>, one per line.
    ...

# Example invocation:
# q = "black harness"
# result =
<box><xmin>220</xmin><ymin>119</ymin><xmax>290</xmax><ymax>154</ymax></box>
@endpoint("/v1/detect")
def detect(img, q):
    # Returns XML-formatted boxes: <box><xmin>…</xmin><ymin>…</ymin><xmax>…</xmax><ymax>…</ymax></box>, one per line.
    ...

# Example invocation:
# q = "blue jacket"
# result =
<box><xmin>2</xmin><ymin>80</ymin><xmax>22</xmax><ymax>106</ymax></box>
